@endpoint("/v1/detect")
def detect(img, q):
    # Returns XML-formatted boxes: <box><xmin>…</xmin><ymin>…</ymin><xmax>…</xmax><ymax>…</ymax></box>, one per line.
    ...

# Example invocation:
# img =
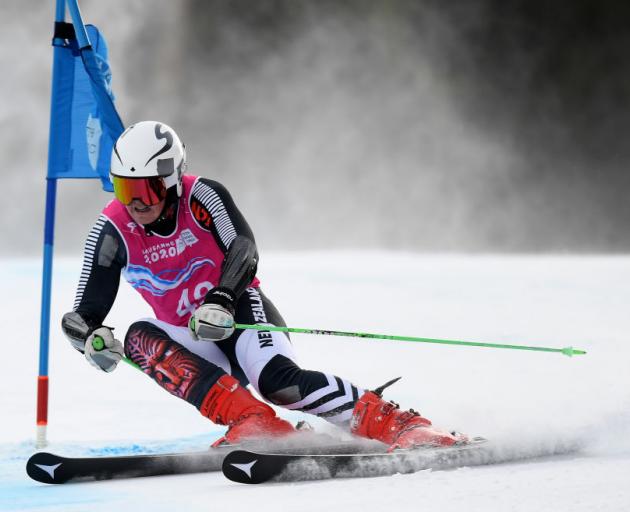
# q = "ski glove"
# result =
<box><xmin>84</xmin><ymin>327</ymin><xmax>124</xmax><ymax>372</ymax></box>
<box><xmin>189</xmin><ymin>287</ymin><xmax>236</xmax><ymax>341</ymax></box>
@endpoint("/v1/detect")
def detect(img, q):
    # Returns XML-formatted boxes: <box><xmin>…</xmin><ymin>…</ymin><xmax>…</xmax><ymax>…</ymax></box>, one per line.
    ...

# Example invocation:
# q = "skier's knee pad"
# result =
<box><xmin>124</xmin><ymin>320</ymin><xmax>169</xmax><ymax>366</ymax></box>
<box><xmin>257</xmin><ymin>355</ymin><xmax>329</xmax><ymax>406</ymax></box>
<box><xmin>125</xmin><ymin>320</ymin><xmax>225</xmax><ymax>408</ymax></box>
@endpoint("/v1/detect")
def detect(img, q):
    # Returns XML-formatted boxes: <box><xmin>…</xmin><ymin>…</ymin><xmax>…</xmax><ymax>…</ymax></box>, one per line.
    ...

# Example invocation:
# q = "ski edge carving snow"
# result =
<box><xmin>222</xmin><ymin>438</ymin><xmax>491</xmax><ymax>484</ymax></box>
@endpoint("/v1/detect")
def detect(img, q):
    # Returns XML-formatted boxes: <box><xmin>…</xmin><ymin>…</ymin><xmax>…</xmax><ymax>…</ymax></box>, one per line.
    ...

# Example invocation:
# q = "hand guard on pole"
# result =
<box><xmin>189</xmin><ymin>287</ymin><xmax>236</xmax><ymax>341</ymax></box>
<box><xmin>85</xmin><ymin>327</ymin><xmax>124</xmax><ymax>372</ymax></box>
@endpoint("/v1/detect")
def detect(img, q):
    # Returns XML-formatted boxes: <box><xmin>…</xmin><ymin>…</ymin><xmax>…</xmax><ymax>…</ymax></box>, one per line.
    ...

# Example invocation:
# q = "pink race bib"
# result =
<box><xmin>103</xmin><ymin>175</ymin><xmax>259</xmax><ymax>326</ymax></box>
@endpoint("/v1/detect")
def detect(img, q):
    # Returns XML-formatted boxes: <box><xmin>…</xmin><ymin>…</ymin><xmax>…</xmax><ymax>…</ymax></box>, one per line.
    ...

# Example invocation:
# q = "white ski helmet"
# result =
<box><xmin>110</xmin><ymin>121</ymin><xmax>186</xmax><ymax>201</ymax></box>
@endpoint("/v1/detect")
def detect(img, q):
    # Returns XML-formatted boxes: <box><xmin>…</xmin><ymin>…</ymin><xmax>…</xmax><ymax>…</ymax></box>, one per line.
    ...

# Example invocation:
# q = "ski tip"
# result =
<box><xmin>26</xmin><ymin>452</ymin><xmax>68</xmax><ymax>484</ymax></box>
<box><xmin>222</xmin><ymin>450</ymin><xmax>292</xmax><ymax>485</ymax></box>
<box><xmin>222</xmin><ymin>450</ymin><xmax>265</xmax><ymax>484</ymax></box>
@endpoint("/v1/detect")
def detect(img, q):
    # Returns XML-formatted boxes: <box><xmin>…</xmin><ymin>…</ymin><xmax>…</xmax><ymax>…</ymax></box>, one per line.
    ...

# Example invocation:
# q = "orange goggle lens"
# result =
<box><xmin>112</xmin><ymin>176</ymin><xmax>167</xmax><ymax>206</ymax></box>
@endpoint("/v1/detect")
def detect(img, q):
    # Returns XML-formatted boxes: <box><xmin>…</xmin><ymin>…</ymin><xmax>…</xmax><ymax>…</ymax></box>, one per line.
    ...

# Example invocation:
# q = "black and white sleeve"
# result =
<box><xmin>61</xmin><ymin>215</ymin><xmax>127</xmax><ymax>351</ymax></box>
<box><xmin>190</xmin><ymin>178</ymin><xmax>258</xmax><ymax>299</ymax></box>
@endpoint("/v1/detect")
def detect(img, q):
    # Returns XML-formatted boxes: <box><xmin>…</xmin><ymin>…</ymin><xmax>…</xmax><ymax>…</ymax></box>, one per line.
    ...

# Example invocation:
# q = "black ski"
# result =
<box><xmin>222</xmin><ymin>438</ymin><xmax>494</xmax><ymax>484</ymax></box>
<box><xmin>222</xmin><ymin>437</ymin><xmax>588</xmax><ymax>484</ymax></box>
<box><xmin>26</xmin><ymin>449</ymin><xmax>228</xmax><ymax>484</ymax></box>
<box><xmin>26</xmin><ymin>433</ymin><xmax>381</xmax><ymax>484</ymax></box>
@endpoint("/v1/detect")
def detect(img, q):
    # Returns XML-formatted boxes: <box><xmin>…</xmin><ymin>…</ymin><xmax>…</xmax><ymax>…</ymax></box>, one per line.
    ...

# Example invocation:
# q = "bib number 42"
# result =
<box><xmin>177</xmin><ymin>281</ymin><xmax>213</xmax><ymax>317</ymax></box>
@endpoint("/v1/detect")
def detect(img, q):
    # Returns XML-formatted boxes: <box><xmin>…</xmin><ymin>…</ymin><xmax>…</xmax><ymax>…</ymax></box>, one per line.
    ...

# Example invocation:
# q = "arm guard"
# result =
<box><xmin>217</xmin><ymin>235</ymin><xmax>258</xmax><ymax>299</ymax></box>
<box><xmin>61</xmin><ymin>311</ymin><xmax>99</xmax><ymax>353</ymax></box>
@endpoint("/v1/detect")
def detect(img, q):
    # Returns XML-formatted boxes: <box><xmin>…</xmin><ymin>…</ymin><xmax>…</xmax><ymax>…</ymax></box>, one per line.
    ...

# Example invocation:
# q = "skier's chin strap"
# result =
<box><xmin>143</xmin><ymin>189</ymin><xmax>179</xmax><ymax>236</ymax></box>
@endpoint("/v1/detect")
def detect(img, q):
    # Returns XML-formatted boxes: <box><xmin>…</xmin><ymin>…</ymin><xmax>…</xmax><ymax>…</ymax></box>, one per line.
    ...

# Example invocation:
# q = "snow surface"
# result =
<box><xmin>1</xmin><ymin>253</ymin><xmax>629</xmax><ymax>511</ymax></box>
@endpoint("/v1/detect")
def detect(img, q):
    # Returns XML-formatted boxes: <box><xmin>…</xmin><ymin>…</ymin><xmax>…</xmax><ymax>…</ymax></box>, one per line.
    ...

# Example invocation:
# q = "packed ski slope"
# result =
<box><xmin>1</xmin><ymin>253</ymin><xmax>629</xmax><ymax>511</ymax></box>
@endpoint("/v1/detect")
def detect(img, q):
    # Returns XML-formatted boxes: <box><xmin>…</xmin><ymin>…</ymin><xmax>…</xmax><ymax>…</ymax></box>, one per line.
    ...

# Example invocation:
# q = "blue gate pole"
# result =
<box><xmin>66</xmin><ymin>0</ymin><xmax>90</xmax><ymax>48</ymax></box>
<box><xmin>37</xmin><ymin>179</ymin><xmax>57</xmax><ymax>448</ymax></box>
<box><xmin>36</xmin><ymin>0</ymin><xmax>66</xmax><ymax>449</ymax></box>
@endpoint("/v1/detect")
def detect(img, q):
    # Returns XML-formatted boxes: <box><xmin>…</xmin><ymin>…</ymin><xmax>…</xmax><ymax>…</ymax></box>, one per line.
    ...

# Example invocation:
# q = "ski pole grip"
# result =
<box><xmin>91</xmin><ymin>336</ymin><xmax>105</xmax><ymax>351</ymax></box>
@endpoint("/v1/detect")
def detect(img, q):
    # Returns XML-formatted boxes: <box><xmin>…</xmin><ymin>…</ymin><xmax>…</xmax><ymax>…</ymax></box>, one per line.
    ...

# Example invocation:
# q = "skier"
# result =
<box><xmin>62</xmin><ymin>121</ymin><xmax>466</xmax><ymax>450</ymax></box>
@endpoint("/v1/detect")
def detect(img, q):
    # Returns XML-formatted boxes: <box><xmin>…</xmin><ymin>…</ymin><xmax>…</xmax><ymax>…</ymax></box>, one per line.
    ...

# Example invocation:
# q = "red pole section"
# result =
<box><xmin>36</xmin><ymin>376</ymin><xmax>49</xmax><ymax>447</ymax></box>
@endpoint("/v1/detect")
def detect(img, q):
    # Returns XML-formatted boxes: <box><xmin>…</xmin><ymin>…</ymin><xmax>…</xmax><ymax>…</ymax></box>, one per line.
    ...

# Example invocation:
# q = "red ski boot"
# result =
<box><xmin>200</xmin><ymin>374</ymin><xmax>296</xmax><ymax>447</ymax></box>
<box><xmin>350</xmin><ymin>378</ymin><xmax>468</xmax><ymax>451</ymax></box>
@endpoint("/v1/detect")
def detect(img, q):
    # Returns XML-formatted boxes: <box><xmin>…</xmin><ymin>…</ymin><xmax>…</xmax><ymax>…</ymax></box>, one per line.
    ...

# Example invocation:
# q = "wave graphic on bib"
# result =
<box><xmin>123</xmin><ymin>257</ymin><xmax>216</xmax><ymax>296</ymax></box>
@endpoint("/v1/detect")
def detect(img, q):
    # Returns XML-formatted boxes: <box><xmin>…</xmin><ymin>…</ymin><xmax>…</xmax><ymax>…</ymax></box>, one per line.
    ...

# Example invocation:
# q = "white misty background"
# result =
<box><xmin>1</xmin><ymin>0</ymin><xmax>628</xmax><ymax>256</ymax></box>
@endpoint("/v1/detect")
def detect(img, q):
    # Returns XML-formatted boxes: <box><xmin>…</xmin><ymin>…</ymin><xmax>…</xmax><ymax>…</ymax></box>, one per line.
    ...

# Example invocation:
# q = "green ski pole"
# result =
<box><xmin>233</xmin><ymin>323</ymin><xmax>586</xmax><ymax>358</ymax></box>
<box><xmin>122</xmin><ymin>357</ymin><xmax>142</xmax><ymax>370</ymax></box>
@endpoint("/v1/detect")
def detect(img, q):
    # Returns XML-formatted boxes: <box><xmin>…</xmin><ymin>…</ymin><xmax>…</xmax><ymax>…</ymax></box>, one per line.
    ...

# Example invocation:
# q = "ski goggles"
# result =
<box><xmin>111</xmin><ymin>175</ymin><xmax>168</xmax><ymax>206</ymax></box>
